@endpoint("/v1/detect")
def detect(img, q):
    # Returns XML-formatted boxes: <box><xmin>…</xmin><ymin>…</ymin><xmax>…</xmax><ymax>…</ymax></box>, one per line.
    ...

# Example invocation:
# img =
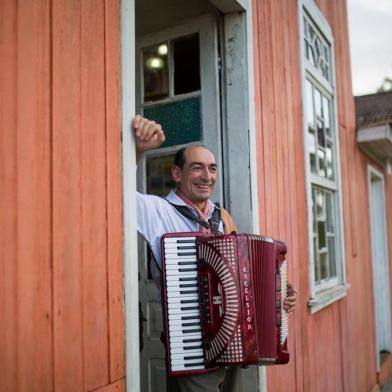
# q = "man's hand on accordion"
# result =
<box><xmin>284</xmin><ymin>282</ymin><xmax>297</xmax><ymax>313</ymax></box>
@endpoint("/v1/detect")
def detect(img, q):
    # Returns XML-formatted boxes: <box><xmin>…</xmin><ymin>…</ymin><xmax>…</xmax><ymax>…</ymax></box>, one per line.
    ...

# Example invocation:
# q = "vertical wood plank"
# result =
<box><xmin>52</xmin><ymin>0</ymin><xmax>84</xmax><ymax>389</ymax></box>
<box><xmin>80</xmin><ymin>0</ymin><xmax>110</xmax><ymax>389</ymax></box>
<box><xmin>0</xmin><ymin>1</ymin><xmax>18</xmax><ymax>390</ymax></box>
<box><xmin>15</xmin><ymin>0</ymin><xmax>53</xmax><ymax>390</ymax></box>
<box><xmin>104</xmin><ymin>0</ymin><xmax>126</xmax><ymax>382</ymax></box>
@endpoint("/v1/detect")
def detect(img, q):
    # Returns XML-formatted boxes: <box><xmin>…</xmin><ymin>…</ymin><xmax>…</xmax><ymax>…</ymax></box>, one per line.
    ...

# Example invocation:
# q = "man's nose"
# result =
<box><xmin>201</xmin><ymin>167</ymin><xmax>212</xmax><ymax>180</ymax></box>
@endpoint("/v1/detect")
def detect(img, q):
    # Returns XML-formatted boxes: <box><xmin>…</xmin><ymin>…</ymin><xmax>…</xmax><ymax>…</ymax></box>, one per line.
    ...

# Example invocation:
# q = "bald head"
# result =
<box><xmin>171</xmin><ymin>145</ymin><xmax>217</xmax><ymax>208</ymax></box>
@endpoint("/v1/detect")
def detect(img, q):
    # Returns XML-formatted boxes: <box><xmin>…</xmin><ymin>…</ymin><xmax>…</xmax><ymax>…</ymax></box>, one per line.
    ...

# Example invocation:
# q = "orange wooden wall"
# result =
<box><xmin>0</xmin><ymin>1</ymin><xmax>125</xmax><ymax>391</ymax></box>
<box><xmin>252</xmin><ymin>0</ymin><xmax>390</xmax><ymax>391</ymax></box>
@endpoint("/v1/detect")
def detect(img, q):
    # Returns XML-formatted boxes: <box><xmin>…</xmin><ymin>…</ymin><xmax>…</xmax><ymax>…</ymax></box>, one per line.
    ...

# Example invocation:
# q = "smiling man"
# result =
<box><xmin>133</xmin><ymin>115</ymin><xmax>296</xmax><ymax>392</ymax></box>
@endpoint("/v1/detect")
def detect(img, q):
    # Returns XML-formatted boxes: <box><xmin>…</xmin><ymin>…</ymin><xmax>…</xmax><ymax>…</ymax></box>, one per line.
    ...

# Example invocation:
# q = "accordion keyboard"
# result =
<box><xmin>163</xmin><ymin>236</ymin><xmax>206</xmax><ymax>372</ymax></box>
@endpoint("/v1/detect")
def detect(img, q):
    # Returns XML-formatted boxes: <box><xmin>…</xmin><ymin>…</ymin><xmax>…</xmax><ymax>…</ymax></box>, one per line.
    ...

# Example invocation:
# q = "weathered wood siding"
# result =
<box><xmin>0</xmin><ymin>1</ymin><xmax>125</xmax><ymax>391</ymax></box>
<box><xmin>252</xmin><ymin>0</ymin><xmax>390</xmax><ymax>391</ymax></box>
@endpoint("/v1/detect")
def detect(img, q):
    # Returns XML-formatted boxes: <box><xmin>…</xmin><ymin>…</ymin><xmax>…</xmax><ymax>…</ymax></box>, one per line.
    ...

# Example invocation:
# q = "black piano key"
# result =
<box><xmin>178</xmin><ymin>252</ymin><xmax>196</xmax><ymax>256</ymax></box>
<box><xmin>184</xmin><ymin>355</ymin><xmax>204</xmax><ymax>360</ymax></box>
<box><xmin>177</xmin><ymin>246</ymin><xmax>196</xmax><ymax>250</ymax></box>
<box><xmin>179</xmin><ymin>268</ymin><xmax>197</xmax><ymax>272</ymax></box>
<box><xmin>181</xmin><ymin>315</ymin><xmax>199</xmax><ymax>320</ymax></box>
<box><xmin>182</xmin><ymin>322</ymin><xmax>200</xmax><ymax>327</ymax></box>
<box><xmin>178</xmin><ymin>261</ymin><xmax>196</xmax><ymax>266</ymax></box>
<box><xmin>183</xmin><ymin>338</ymin><xmax>202</xmax><ymax>343</ymax></box>
<box><xmin>179</xmin><ymin>277</ymin><xmax>197</xmax><ymax>281</ymax></box>
<box><xmin>180</xmin><ymin>290</ymin><xmax>198</xmax><ymax>295</ymax></box>
<box><xmin>184</xmin><ymin>345</ymin><xmax>202</xmax><ymax>350</ymax></box>
<box><xmin>184</xmin><ymin>362</ymin><xmax>204</xmax><ymax>368</ymax></box>
<box><xmin>183</xmin><ymin>328</ymin><xmax>201</xmax><ymax>334</ymax></box>
<box><xmin>177</xmin><ymin>239</ymin><xmax>195</xmax><ymax>243</ymax></box>
<box><xmin>180</xmin><ymin>306</ymin><xmax>199</xmax><ymax>311</ymax></box>
<box><xmin>181</xmin><ymin>299</ymin><xmax>198</xmax><ymax>304</ymax></box>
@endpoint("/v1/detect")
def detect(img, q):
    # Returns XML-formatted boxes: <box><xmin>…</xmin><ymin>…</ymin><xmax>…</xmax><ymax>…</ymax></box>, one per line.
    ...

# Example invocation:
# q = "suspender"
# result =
<box><xmin>164</xmin><ymin>199</ymin><xmax>223</xmax><ymax>235</ymax></box>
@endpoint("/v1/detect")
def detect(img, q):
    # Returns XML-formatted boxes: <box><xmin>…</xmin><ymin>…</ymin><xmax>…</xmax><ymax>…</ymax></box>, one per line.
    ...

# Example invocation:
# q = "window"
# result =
<box><xmin>300</xmin><ymin>0</ymin><xmax>348</xmax><ymax>312</ymax></box>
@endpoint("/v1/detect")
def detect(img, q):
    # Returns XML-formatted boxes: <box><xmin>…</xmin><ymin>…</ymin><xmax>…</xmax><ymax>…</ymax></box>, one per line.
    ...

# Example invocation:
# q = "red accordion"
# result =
<box><xmin>161</xmin><ymin>232</ymin><xmax>289</xmax><ymax>376</ymax></box>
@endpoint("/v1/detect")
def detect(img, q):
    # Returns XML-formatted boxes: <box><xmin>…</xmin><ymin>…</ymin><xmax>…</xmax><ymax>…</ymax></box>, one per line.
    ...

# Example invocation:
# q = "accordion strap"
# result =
<box><xmin>164</xmin><ymin>199</ymin><xmax>223</xmax><ymax>235</ymax></box>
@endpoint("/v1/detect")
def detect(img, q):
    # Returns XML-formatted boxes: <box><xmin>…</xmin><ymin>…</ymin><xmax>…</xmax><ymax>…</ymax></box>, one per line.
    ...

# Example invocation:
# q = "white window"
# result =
<box><xmin>300</xmin><ymin>0</ymin><xmax>348</xmax><ymax>312</ymax></box>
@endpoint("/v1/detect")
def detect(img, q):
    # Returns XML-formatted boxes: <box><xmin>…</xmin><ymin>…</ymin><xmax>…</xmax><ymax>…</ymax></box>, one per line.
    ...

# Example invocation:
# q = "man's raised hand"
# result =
<box><xmin>133</xmin><ymin>115</ymin><xmax>166</xmax><ymax>159</ymax></box>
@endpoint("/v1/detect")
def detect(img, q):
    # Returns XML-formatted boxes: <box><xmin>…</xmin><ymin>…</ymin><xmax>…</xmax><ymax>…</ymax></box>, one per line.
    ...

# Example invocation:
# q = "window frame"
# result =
<box><xmin>299</xmin><ymin>0</ymin><xmax>349</xmax><ymax>313</ymax></box>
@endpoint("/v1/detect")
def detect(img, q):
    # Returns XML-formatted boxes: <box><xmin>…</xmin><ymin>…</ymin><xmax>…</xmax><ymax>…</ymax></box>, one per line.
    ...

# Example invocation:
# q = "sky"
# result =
<box><xmin>347</xmin><ymin>0</ymin><xmax>392</xmax><ymax>96</ymax></box>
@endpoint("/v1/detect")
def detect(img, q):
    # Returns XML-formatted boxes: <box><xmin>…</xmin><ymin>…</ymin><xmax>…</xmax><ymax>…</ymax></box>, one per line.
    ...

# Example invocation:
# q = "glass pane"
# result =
<box><xmin>318</xmin><ymin>148</ymin><xmax>326</xmax><ymax>177</ymax></box>
<box><xmin>326</xmin><ymin>144</ymin><xmax>334</xmax><ymax>180</ymax></box>
<box><xmin>305</xmin><ymin>80</ymin><xmax>314</xmax><ymax>126</ymax></box>
<box><xmin>315</xmin><ymin>189</ymin><xmax>325</xmax><ymax>220</ymax></box>
<box><xmin>314</xmin><ymin>237</ymin><xmax>320</xmax><ymax>282</ymax></box>
<box><xmin>308</xmin><ymin>130</ymin><xmax>317</xmax><ymax>173</ymax></box>
<box><xmin>318</xmin><ymin>221</ymin><xmax>326</xmax><ymax>249</ymax></box>
<box><xmin>325</xmin><ymin>192</ymin><xmax>334</xmax><ymax>233</ymax></box>
<box><xmin>328</xmin><ymin>237</ymin><xmax>336</xmax><ymax>277</ymax></box>
<box><xmin>323</xmin><ymin>96</ymin><xmax>330</xmax><ymax>135</ymax></box>
<box><xmin>144</xmin><ymin>97</ymin><xmax>201</xmax><ymax>148</ymax></box>
<box><xmin>317</xmin><ymin>118</ymin><xmax>325</xmax><ymax>147</ymax></box>
<box><xmin>312</xmin><ymin>188</ymin><xmax>316</xmax><ymax>233</ymax></box>
<box><xmin>143</xmin><ymin>43</ymin><xmax>169</xmax><ymax>102</ymax></box>
<box><xmin>146</xmin><ymin>154</ymin><xmax>176</xmax><ymax>196</ymax></box>
<box><xmin>314</xmin><ymin>88</ymin><xmax>322</xmax><ymax>116</ymax></box>
<box><xmin>320</xmin><ymin>252</ymin><xmax>328</xmax><ymax>280</ymax></box>
<box><xmin>173</xmin><ymin>34</ymin><xmax>200</xmax><ymax>95</ymax></box>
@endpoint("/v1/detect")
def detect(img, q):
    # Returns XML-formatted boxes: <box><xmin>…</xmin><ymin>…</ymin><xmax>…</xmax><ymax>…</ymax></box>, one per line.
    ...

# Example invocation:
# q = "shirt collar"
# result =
<box><xmin>165</xmin><ymin>190</ymin><xmax>216</xmax><ymax>217</ymax></box>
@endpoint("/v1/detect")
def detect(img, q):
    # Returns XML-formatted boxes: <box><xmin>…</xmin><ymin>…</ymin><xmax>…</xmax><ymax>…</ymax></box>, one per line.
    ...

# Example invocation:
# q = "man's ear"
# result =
<box><xmin>171</xmin><ymin>165</ymin><xmax>182</xmax><ymax>183</ymax></box>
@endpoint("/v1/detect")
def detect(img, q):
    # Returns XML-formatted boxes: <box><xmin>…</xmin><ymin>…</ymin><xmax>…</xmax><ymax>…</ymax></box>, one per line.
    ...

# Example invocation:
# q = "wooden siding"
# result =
<box><xmin>0</xmin><ymin>1</ymin><xmax>124</xmax><ymax>391</ymax></box>
<box><xmin>252</xmin><ymin>0</ymin><xmax>390</xmax><ymax>391</ymax></box>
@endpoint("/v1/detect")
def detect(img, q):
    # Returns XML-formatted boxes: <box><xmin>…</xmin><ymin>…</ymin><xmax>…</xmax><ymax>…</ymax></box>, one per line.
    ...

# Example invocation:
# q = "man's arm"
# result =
<box><xmin>133</xmin><ymin>115</ymin><xmax>166</xmax><ymax>161</ymax></box>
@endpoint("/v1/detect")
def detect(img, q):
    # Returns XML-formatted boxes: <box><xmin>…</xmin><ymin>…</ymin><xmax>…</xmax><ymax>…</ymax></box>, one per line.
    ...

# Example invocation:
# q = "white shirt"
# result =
<box><xmin>137</xmin><ymin>190</ymin><xmax>223</xmax><ymax>272</ymax></box>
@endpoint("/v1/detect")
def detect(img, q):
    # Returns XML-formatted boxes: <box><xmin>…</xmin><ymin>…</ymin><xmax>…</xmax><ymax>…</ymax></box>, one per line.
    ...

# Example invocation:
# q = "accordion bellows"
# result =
<box><xmin>161</xmin><ymin>232</ymin><xmax>289</xmax><ymax>376</ymax></box>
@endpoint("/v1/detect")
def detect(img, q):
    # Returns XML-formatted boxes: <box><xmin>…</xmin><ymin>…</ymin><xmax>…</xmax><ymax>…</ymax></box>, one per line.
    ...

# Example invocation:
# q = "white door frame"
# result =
<box><xmin>367</xmin><ymin>165</ymin><xmax>392</xmax><ymax>371</ymax></box>
<box><xmin>120</xmin><ymin>1</ymin><xmax>260</xmax><ymax>391</ymax></box>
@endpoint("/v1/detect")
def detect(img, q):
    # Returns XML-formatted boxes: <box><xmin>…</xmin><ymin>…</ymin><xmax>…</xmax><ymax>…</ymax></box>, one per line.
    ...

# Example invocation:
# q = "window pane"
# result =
<box><xmin>146</xmin><ymin>154</ymin><xmax>176</xmax><ymax>196</ymax></box>
<box><xmin>318</xmin><ymin>221</ymin><xmax>326</xmax><ymax>249</ymax></box>
<box><xmin>173</xmin><ymin>34</ymin><xmax>200</xmax><ymax>95</ymax></box>
<box><xmin>315</xmin><ymin>189</ymin><xmax>325</xmax><ymax>220</ymax></box>
<box><xmin>320</xmin><ymin>252</ymin><xmax>328</xmax><ymax>280</ymax></box>
<box><xmin>325</xmin><ymin>192</ymin><xmax>334</xmax><ymax>233</ymax></box>
<box><xmin>326</xmin><ymin>144</ymin><xmax>334</xmax><ymax>180</ymax></box>
<box><xmin>328</xmin><ymin>237</ymin><xmax>337</xmax><ymax>277</ymax></box>
<box><xmin>308</xmin><ymin>130</ymin><xmax>317</xmax><ymax>173</ymax></box>
<box><xmin>315</xmin><ymin>88</ymin><xmax>322</xmax><ymax>116</ymax></box>
<box><xmin>143</xmin><ymin>43</ymin><xmax>169</xmax><ymax>102</ymax></box>
<box><xmin>305</xmin><ymin>79</ymin><xmax>315</xmax><ymax>126</ymax></box>
<box><xmin>317</xmin><ymin>118</ymin><xmax>325</xmax><ymax>147</ymax></box>
<box><xmin>323</xmin><ymin>96</ymin><xmax>330</xmax><ymax>135</ymax></box>
<box><xmin>143</xmin><ymin>97</ymin><xmax>201</xmax><ymax>148</ymax></box>
<box><xmin>314</xmin><ymin>237</ymin><xmax>320</xmax><ymax>282</ymax></box>
<box><xmin>318</xmin><ymin>148</ymin><xmax>326</xmax><ymax>177</ymax></box>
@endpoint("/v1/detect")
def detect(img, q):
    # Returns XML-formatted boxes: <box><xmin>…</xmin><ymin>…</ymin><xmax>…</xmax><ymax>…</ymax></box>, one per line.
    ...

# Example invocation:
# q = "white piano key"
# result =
<box><xmin>169</xmin><ymin>323</ymin><xmax>201</xmax><ymax>332</ymax></box>
<box><xmin>168</xmin><ymin>307</ymin><xmax>199</xmax><ymax>315</ymax></box>
<box><xmin>170</xmin><ymin>350</ymin><xmax>203</xmax><ymax>360</ymax></box>
<box><xmin>167</xmin><ymin>291</ymin><xmax>198</xmax><ymax>299</ymax></box>
<box><xmin>170</xmin><ymin>345</ymin><xmax>203</xmax><ymax>355</ymax></box>
<box><xmin>164</xmin><ymin>255</ymin><xmax>196</xmax><ymax>261</ymax></box>
<box><xmin>171</xmin><ymin>364</ymin><xmax>205</xmax><ymax>372</ymax></box>
<box><xmin>169</xmin><ymin>329</ymin><xmax>201</xmax><ymax>337</ymax></box>
<box><xmin>164</xmin><ymin>258</ymin><xmax>197</xmax><ymax>265</ymax></box>
<box><xmin>167</xmin><ymin>296</ymin><xmax>199</xmax><ymax>304</ymax></box>
<box><xmin>165</xmin><ymin>264</ymin><xmax>197</xmax><ymax>271</ymax></box>
<box><xmin>164</xmin><ymin>243</ymin><xmax>196</xmax><ymax>250</ymax></box>
<box><xmin>171</xmin><ymin>357</ymin><xmax>204</xmax><ymax>366</ymax></box>
<box><xmin>169</xmin><ymin>333</ymin><xmax>202</xmax><ymax>343</ymax></box>
<box><xmin>167</xmin><ymin>311</ymin><xmax>199</xmax><ymax>320</ymax></box>
<box><xmin>164</xmin><ymin>237</ymin><xmax>196</xmax><ymax>242</ymax></box>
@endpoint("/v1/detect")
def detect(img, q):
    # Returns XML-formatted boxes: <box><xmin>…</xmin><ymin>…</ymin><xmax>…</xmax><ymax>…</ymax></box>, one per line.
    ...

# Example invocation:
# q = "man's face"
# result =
<box><xmin>172</xmin><ymin>146</ymin><xmax>217</xmax><ymax>206</ymax></box>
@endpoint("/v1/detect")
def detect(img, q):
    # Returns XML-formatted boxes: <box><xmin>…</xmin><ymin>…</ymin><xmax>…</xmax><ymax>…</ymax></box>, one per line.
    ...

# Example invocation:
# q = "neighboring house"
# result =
<box><xmin>1</xmin><ymin>1</ymin><xmax>392</xmax><ymax>392</ymax></box>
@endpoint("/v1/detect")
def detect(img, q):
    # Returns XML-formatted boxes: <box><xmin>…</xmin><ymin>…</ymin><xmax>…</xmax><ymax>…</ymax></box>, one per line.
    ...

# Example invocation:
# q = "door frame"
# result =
<box><xmin>367</xmin><ymin>165</ymin><xmax>392</xmax><ymax>371</ymax></box>
<box><xmin>120</xmin><ymin>1</ymin><xmax>261</xmax><ymax>391</ymax></box>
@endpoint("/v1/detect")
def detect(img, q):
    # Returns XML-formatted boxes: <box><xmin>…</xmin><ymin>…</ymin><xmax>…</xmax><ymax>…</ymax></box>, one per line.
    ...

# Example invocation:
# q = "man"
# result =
<box><xmin>133</xmin><ymin>115</ymin><xmax>297</xmax><ymax>392</ymax></box>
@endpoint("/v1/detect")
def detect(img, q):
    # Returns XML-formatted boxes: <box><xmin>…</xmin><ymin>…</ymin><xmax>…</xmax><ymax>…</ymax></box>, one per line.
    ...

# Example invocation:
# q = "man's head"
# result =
<box><xmin>172</xmin><ymin>145</ymin><xmax>217</xmax><ymax>208</ymax></box>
